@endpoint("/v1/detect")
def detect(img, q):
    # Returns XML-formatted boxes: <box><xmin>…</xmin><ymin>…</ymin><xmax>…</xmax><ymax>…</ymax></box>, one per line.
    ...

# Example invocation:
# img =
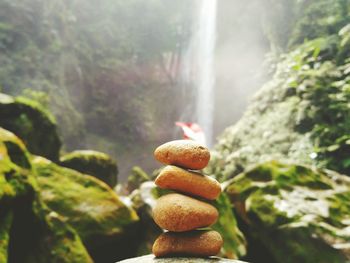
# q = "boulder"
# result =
<box><xmin>118</xmin><ymin>254</ymin><xmax>247</xmax><ymax>263</ymax></box>
<box><xmin>225</xmin><ymin>161</ymin><xmax>350</xmax><ymax>263</ymax></box>
<box><xmin>60</xmin><ymin>150</ymin><xmax>118</xmax><ymax>188</ymax></box>
<box><xmin>33</xmin><ymin>156</ymin><xmax>139</xmax><ymax>262</ymax></box>
<box><xmin>0</xmin><ymin>127</ymin><xmax>93</xmax><ymax>263</ymax></box>
<box><xmin>0</xmin><ymin>93</ymin><xmax>61</xmax><ymax>161</ymax></box>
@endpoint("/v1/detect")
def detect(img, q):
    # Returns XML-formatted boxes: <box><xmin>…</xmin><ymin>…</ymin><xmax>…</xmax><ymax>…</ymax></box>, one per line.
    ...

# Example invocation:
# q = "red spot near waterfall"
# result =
<box><xmin>175</xmin><ymin>122</ymin><xmax>206</xmax><ymax>145</ymax></box>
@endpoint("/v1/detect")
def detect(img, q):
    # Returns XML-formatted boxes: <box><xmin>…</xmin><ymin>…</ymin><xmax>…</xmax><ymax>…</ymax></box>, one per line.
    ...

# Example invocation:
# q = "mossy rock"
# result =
<box><xmin>0</xmin><ymin>128</ymin><xmax>92</xmax><ymax>263</ymax></box>
<box><xmin>33</xmin><ymin>156</ymin><xmax>140</xmax><ymax>262</ymax></box>
<box><xmin>0</xmin><ymin>93</ymin><xmax>61</xmax><ymax>161</ymax></box>
<box><xmin>60</xmin><ymin>150</ymin><xmax>118</xmax><ymax>188</ymax></box>
<box><xmin>225</xmin><ymin>161</ymin><xmax>350</xmax><ymax>263</ymax></box>
<box><xmin>209</xmin><ymin>27</ymin><xmax>350</xmax><ymax>181</ymax></box>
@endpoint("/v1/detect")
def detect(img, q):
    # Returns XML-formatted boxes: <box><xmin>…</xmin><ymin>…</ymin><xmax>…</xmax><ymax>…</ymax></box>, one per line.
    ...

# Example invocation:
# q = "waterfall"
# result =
<box><xmin>180</xmin><ymin>0</ymin><xmax>217</xmax><ymax>147</ymax></box>
<box><xmin>195</xmin><ymin>0</ymin><xmax>217</xmax><ymax>147</ymax></box>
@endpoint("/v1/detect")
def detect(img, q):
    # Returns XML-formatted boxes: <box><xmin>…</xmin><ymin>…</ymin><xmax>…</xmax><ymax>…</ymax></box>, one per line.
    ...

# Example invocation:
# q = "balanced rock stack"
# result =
<box><xmin>152</xmin><ymin>140</ymin><xmax>223</xmax><ymax>258</ymax></box>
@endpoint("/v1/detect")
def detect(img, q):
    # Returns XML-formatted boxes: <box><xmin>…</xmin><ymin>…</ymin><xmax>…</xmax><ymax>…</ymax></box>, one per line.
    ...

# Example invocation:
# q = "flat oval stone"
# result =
<box><xmin>152</xmin><ymin>230</ymin><xmax>223</xmax><ymax>258</ymax></box>
<box><xmin>154</xmin><ymin>140</ymin><xmax>210</xmax><ymax>170</ymax></box>
<box><xmin>152</xmin><ymin>193</ymin><xmax>218</xmax><ymax>232</ymax></box>
<box><xmin>155</xmin><ymin>165</ymin><xmax>221</xmax><ymax>200</ymax></box>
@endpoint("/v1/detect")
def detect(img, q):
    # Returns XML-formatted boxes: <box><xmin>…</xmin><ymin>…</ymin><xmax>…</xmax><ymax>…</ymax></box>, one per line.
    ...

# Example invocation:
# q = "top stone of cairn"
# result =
<box><xmin>154</xmin><ymin>140</ymin><xmax>210</xmax><ymax>170</ymax></box>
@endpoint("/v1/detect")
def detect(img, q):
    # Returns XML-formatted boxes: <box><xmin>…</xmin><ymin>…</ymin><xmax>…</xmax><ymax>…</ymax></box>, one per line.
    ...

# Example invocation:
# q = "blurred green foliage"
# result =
<box><xmin>210</xmin><ymin>0</ymin><xmax>350</xmax><ymax>180</ymax></box>
<box><xmin>261</xmin><ymin>0</ymin><xmax>350</xmax><ymax>51</ymax></box>
<box><xmin>0</xmin><ymin>0</ymin><xmax>192</xmax><ymax>157</ymax></box>
<box><xmin>267</xmin><ymin>21</ymin><xmax>350</xmax><ymax>173</ymax></box>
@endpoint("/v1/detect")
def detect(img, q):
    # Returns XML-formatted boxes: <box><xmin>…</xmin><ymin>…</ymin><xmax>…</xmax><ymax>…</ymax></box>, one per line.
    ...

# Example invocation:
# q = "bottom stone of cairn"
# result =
<box><xmin>153</xmin><ymin>230</ymin><xmax>223</xmax><ymax>257</ymax></box>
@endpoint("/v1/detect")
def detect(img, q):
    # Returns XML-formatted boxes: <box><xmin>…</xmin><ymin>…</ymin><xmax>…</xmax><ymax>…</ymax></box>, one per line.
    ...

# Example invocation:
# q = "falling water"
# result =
<box><xmin>180</xmin><ymin>0</ymin><xmax>217</xmax><ymax>147</ymax></box>
<box><xmin>195</xmin><ymin>0</ymin><xmax>217</xmax><ymax>147</ymax></box>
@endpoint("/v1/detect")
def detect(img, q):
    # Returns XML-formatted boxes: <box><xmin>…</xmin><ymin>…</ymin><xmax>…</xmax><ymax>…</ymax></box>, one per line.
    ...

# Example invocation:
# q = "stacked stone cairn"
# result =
<box><xmin>152</xmin><ymin>140</ymin><xmax>223</xmax><ymax>258</ymax></box>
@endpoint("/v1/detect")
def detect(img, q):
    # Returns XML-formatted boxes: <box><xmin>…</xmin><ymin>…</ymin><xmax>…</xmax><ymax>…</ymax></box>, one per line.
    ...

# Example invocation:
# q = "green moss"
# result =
<box><xmin>327</xmin><ymin>191</ymin><xmax>350</xmax><ymax>229</ymax></box>
<box><xmin>25</xmin><ymin>200</ymin><xmax>93</xmax><ymax>263</ymax></box>
<box><xmin>225</xmin><ymin>161</ymin><xmax>350</xmax><ymax>262</ymax></box>
<box><xmin>245</xmin><ymin>165</ymin><xmax>273</xmax><ymax>181</ymax></box>
<box><xmin>210</xmin><ymin>25</ymin><xmax>350</xmax><ymax>181</ymax></box>
<box><xmin>3</xmin><ymin>141</ymin><xmax>31</xmax><ymax>169</ymax></box>
<box><xmin>0</xmin><ymin>128</ymin><xmax>92</xmax><ymax>263</ymax></box>
<box><xmin>247</xmin><ymin>191</ymin><xmax>293</xmax><ymax>227</ymax></box>
<box><xmin>0</xmin><ymin>93</ymin><xmax>61</xmax><ymax>161</ymax></box>
<box><xmin>33</xmin><ymin>156</ymin><xmax>139</xmax><ymax>261</ymax></box>
<box><xmin>0</xmin><ymin>128</ymin><xmax>33</xmax><ymax>199</ymax></box>
<box><xmin>15</xmin><ymin>96</ymin><xmax>56</xmax><ymax>124</ymax></box>
<box><xmin>60</xmin><ymin>150</ymin><xmax>118</xmax><ymax>187</ymax></box>
<box><xmin>0</xmin><ymin>211</ymin><xmax>12</xmax><ymax>262</ymax></box>
<box><xmin>212</xmin><ymin>193</ymin><xmax>246</xmax><ymax>259</ymax></box>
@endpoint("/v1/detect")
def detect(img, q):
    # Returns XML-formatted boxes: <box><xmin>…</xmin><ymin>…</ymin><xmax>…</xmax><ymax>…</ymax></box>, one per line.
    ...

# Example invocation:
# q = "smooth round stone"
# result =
<box><xmin>152</xmin><ymin>193</ymin><xmax>218</xmax><ymax>232</ymax></box>
<box><xmin>155</xmin><ymin>165</ymin><xmax>221</xmax><ymax>200</ymax></box>
<box><xmin>154</xmin><ymin>140</ymin><xmax>210</xmax><ymax>170</ymax></box>
<box><xmin>152</xmin><ymin>230</ymin><xmax>223</xmax><ymax>258</ymax></box>
<box><xmin>118</xmin><ymin>254</ymin><xmax>248</xmax><ymax>263</ymax></box>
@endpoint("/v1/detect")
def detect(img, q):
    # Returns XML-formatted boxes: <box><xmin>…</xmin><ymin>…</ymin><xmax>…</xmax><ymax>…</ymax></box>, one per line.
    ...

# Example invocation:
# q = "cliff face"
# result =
<box><xmin>206</xmin><ymin>3</ymin><xmax>350</xmax><ymax>261</ymax></box>
<box><xmin>209</xmin><ymin>27</ymin><xmax>350</xmax><ymax>182</ymax></box>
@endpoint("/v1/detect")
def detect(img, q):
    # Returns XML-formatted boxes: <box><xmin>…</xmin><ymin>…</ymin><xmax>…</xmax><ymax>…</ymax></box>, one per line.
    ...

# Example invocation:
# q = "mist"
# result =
<box><xmin>214</xmin><ymin>0</ymin><xmax>270</xmax><ymax>138</ymax></box>
<box><xmin>0</xmin><ymin>0</ymin><xmax>276</xmax><ymax>182</ymax></box>
<box><xmin>1</xmin><ymin>0</ymin><xmax>350</xmax><ymax>262</ymax></box>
